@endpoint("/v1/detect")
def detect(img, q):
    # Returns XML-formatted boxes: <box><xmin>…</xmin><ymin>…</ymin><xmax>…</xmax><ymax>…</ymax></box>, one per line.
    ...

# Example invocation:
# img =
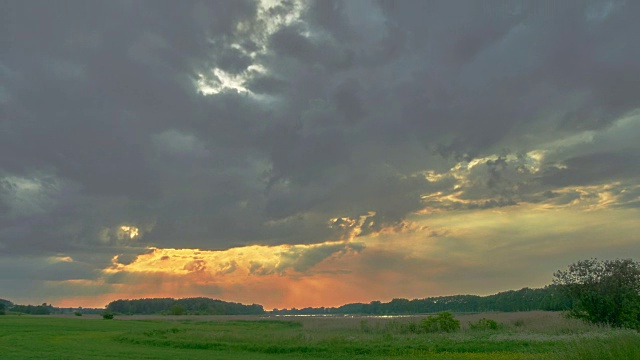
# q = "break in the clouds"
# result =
<box><xmin>1</xmin><ymin>0</ymin><xmax>639</xmax><ymax>308</ymax></box>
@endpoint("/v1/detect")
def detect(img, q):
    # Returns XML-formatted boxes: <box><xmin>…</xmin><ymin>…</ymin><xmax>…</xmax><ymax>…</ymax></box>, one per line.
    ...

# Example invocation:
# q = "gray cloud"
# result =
<box><xmin>541</xmin><ymin>151</ymin><xmax>640</xmax><ymax>187</ymax></box>
<box><xmin>1</xmin><ymin>0</ymin><xmax>639</xmax><ymax>267</ymax></box>
<box><xmin>249</xmin><ymin>241</ymin><xmax>365</xmax><ymax>275</ymax></box>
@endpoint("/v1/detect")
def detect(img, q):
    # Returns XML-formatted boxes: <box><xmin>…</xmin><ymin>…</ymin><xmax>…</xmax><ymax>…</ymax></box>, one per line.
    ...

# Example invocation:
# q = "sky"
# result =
<box><xmin>1</xmin><ymin>0</ymin><xmax>639</xmax><ymax>310</ymax></box>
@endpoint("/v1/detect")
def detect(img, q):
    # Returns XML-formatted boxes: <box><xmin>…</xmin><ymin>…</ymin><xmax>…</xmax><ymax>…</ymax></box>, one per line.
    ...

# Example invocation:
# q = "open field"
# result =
<box><xmin>1</xmin><ymin>312</ymin><xmax>639</xmax><ymax>359</ymax></box>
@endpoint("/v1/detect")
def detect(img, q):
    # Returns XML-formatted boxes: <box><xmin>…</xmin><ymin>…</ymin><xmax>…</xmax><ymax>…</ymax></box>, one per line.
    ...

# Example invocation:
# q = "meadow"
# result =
<box><xmin>1</xmin><ymin>312</ymin><xmax>639</xmax><ymax>359</ymax></box>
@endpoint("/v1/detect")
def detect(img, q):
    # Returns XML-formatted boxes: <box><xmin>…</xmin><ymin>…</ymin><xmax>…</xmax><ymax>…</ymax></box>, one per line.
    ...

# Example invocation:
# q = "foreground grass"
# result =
<box><xmin>0</xmin><ymin>313</ymin><xmax>638</xmax><ymax>359</ymax></box>
<box><xmin>558</xmin><ymin>333</ymin><xmax>640</xmax><ymax>360</ymax></box>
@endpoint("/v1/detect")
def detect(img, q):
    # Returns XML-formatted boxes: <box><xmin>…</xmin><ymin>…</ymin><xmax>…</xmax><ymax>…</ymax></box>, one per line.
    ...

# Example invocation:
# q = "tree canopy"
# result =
<box><xmin>106</xmin><ymin>297</ymin><xmax>264</xmax><ymax>315</ymax></box>
<box><xmin>553</xmin><ymin>258</ymin><xmax>640</xmax><ymax>329</ymax></box>
<box><xmin>272</xmin><ymin>286</ymin><xmax>570</xmax><ymax>315</ymax></box>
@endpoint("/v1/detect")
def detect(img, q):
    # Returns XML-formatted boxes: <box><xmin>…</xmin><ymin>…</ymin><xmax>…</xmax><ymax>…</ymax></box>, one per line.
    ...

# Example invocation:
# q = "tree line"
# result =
<box><xmin>272</xmin><ymin>286</ymin><xmax>571</xmax><ymax>315</ymax></box>
<box><xmin>0</xmin><ymin>299</ymin><xmax>103</xmax><ymax>316</ymax></box>
<box><xmin>0</xmin><ymin>300</ymin><xmax>54</xmax><ymax>315</ymax></box>
<box><xmin>273</xmin><ymin>257</ymin><xmax>640</xmax><ymax>330</ymax></box>
<box><xmin>106</xmin><ymin>297</ymin><xmax>265</xmax><ymax>315</ymax></box>
<box><xmin>3</xmin><ymin>258</ymin><xmax>638</xmax><ymax>329</ymax></box>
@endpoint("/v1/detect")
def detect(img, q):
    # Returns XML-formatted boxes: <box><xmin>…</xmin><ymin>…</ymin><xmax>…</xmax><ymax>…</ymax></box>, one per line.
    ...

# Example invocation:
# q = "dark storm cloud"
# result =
<box><xmin>541</xmin><ymin>151</ymin><xmax>640</xmax><ymax>187</ymax></box>
<box><xmin>245</xmin><ymin>75</ymin><xmax>289</xmax><ymax>94</ymax></box>
<box><xmin>1</xmin><ymin>0</ymin><xmax>639</xmax><ymax>266</ymax></box>
<box><xmin>372</xmin><ymin>0</ymin><xmax>640</xmax><ymax>152</ymax></box>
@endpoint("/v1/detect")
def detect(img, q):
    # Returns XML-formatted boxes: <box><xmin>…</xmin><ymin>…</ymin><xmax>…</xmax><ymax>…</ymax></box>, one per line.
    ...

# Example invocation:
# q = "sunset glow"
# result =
<box><xmin>2</xmin><ymin>1</ymin><xmax>639</xmax><ymax>310</ymax></box>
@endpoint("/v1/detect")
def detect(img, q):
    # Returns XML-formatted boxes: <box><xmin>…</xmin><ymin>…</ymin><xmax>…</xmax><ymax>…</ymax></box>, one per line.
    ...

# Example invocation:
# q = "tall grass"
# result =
<box><xmin>2</xmin><ymin>312</ymin><xmax>639</xmax><ymax>359</ymax></box>
<box><xmin>556</xmin><ymin>332</ymin><xmax>640</xmax><ymax>360</ymax></box>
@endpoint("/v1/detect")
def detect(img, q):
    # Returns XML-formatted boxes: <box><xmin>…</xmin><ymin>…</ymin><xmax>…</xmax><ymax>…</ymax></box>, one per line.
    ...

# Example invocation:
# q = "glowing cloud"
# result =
<box><xmin>105</xmin><ymin>240</ymin><xmax>364</xmax><ymax>278</ymax></box>
<box><xmin>119</xmin><ymin>226</ymin><xmax>140</xmax><ymax>239</ymax></box>
<box><xmin>48</xmin><ymin>255</ymin><xmax>74</xmax><ymax>263</ymax></box>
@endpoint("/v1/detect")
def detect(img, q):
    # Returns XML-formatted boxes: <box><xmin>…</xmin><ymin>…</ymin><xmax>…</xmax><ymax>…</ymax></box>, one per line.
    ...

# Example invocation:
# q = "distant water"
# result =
<box><xmin>270</xmin><ymin>314</ymin><xmax>419</xmax><ymax>318</ymax></box>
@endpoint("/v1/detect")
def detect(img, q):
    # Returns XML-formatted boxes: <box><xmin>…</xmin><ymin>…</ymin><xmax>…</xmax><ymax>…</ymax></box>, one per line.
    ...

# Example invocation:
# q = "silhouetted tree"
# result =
<box><xmin>553</xmin><ymin>258</ymin><xmax>640</xmax><ymax>329</ymax></box>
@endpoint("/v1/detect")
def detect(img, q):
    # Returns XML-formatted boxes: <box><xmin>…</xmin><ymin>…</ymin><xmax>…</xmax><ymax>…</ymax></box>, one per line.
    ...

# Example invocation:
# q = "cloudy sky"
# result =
<box><xmin>1</xmin><ymin>0</ymin><xmax>639</xmax><ymax>309</ymax></box>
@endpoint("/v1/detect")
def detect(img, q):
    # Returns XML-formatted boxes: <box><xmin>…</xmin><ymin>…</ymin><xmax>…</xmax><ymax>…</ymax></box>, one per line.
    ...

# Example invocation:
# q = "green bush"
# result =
<box><xmin>74</xmin><ymin>311</ymin><xmax>82</xmax><ymax>316</ymax></box>
<box><xmin>102</xmin><ymin>312</ymin><xmax>114</xmax><ymax>320</ymax></box>
<box><xmin>469</xmin><ymin>318</ymin><xmax>500</xmax><ymax>330</ymax></box>
<box><xmin>169</xmin><ymin>305</ymin><xmax>185</xmax><ymax>315</ymax></box>
<box><xmin>421</xmin><ymin>312</ymin><xmax>460</xmax><ymax>333</ymax></box>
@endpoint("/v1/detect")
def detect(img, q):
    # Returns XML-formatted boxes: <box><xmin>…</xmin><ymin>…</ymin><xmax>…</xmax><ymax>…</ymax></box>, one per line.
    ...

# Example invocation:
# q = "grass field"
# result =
<box><xmin>1</xmin><ymin>312</ymin><xmax>639</xmax><ymax>359</ymax></box>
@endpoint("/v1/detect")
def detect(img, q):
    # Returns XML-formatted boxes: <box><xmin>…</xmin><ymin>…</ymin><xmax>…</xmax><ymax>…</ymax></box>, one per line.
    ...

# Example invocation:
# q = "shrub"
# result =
<box><xmin>169</xmin><ymin>305</ymin><xmax>185</xmax><ymax>315</ymax></box>
<box><xmin>469</xmin><ymin>318</ymin><xmax>500</xmax><ymax>330</ymax></box>
<box><xmin>421</xmin><ymin>312</ymin><xmax>460</xmax><ymax>333</ymax></box>
<box><xmin>74</xmin><ymin>311</ymin><xmax>82</xmax><ymax>316</ymax></box>
<box><xmin>102</xmin><ymin>312</ymin><xmax>114</xmax><ymax>320</ymax></box>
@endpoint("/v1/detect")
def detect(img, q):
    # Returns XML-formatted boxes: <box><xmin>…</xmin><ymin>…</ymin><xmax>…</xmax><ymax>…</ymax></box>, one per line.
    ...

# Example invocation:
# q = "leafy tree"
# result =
<box><xmin>102</xmin><ymin>312</ymin><xmax>114</xmax><ymax>320</ymax></box>
<box><xmin>421</xmin><ymin>312</ymin><xmax>460</xmax><ymax>333</ymax></box>
<box><xmin>0</xmin><ymin>303</ymin><xmax>5</xmax><ymax>315</ymax></box>
<box><xmin>553</xmin><ymin>258</ymin><xmax>640</xmax><ymax>329</ymax></box>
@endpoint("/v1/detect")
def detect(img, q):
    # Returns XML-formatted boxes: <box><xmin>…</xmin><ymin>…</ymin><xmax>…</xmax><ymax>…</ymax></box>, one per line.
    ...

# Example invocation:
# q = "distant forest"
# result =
<box><xmin>106</xmin><ymin>297</ymin><xmax>265</xmax><ymax>315</ymax></box>
<box><xmin>272</xmin><ymin>286</ymin><xmax>571</xmax><ymax>315</ymax></box>
<box><xmin>1</xmin><ymin>286</ymin><xmax>570</xmax><ymax>316</ymax></box>
<box><xmin>0</xmin><ymin>299</ymin><xmax>103</xmax><ymax>315</ymax></box>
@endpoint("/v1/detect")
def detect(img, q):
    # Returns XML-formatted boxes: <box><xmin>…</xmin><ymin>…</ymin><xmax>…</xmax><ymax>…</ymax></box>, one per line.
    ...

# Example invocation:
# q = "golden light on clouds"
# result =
<box><xmin>119</xmin><ymin>226</ymin><xmax>139</xmax><ymax>239</ymax></box>
<box><xmin>95</xmin><ymin>240</ymin><xmax>368</xmax><ymax>309</ymax></box>
<box><xmin>47</xmin><ymin>255</ymin><xmax>73</xmax><ymax>263</ymax></box>
<box><xmin>52</xmin><ymin>180</ymin><xmax>640</xmax><ymax>310</ymax></box>
<box><xmin>48</xmin><ymin>197</ymin><xmax>640</xmax><ymax>310</ymax></box>
<box><xmin>328</xmin><ymin>211</ymin><xmax>376</xmax><ymax>239</ymax></box>
<box><xmin>106</xmin><ymin>240</ymin><xmax>364</xmax><ymax>277</ymax></box>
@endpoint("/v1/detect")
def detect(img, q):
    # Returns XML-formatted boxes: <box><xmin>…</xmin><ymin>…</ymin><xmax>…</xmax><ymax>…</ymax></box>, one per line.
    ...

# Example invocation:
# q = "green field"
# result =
<box><xmin>1</xmin><ymin>312</ymin><xmax>639</xmax><ymax>359</ymax></box>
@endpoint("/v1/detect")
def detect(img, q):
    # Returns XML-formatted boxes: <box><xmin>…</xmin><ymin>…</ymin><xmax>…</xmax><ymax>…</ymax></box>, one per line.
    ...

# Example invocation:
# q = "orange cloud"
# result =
<box><xmin>49</xmin><ymin>200</ymin><xmax>640</xmax><ymax>310</ymax></box>
<box><xmin>91</xmin><ymin>240</ymin><xmax>367</xmax><ymax>309</ymax></box>
<box><xmin>106</xmin><ymin>240</ymin><xmax>364</xmax><ymax>276</ymax></box>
